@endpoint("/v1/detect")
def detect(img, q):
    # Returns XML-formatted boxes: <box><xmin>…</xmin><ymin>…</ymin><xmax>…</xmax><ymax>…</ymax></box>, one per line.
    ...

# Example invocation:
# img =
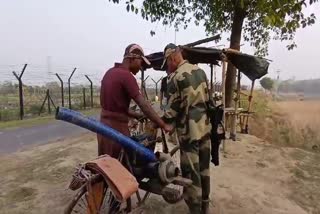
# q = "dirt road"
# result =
<box><xmin>1</xmin><ymin>133</ymin><xmax>319</xmax><ymax>214</ymax></box>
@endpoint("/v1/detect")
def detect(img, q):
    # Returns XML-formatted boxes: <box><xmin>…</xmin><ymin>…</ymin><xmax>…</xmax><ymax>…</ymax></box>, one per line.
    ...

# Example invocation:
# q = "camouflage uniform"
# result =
<box><xmin>163</xmin><ymin>60</ymin><xmax>211</xmax><ymax>213</ymax></box>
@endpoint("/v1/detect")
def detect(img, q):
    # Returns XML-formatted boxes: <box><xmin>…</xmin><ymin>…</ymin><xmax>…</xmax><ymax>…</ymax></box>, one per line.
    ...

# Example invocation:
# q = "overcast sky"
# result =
<box><xmin>0</xmin><ymin>0</ymin><xmax>319</xmax><ymax>86</ymax></box>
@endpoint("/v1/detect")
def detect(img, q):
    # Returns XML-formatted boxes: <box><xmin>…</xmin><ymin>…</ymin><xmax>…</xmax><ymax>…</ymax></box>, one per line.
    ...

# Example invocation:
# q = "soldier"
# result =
<box><xmin>160</xmin><ymin>74</ymin><xmax>169</xmax><ymax>111</ymax></box>
<box><xmin>161</xmin><ymin>43</ymin><xmax>212</xmax><ymax>214</ymax></box>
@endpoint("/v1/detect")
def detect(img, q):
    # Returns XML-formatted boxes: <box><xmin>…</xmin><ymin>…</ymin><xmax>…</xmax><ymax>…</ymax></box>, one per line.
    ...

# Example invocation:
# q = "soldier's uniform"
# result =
<box><xmin>163</xmin><ymin>59</ymin><xmax>212</xmax><ymax>213</ymax></box>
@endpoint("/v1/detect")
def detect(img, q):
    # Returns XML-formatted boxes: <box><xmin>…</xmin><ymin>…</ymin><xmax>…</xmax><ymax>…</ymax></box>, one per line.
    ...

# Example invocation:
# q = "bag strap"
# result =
<box><xmin>205</xmin><ymin>78</ymin><xmax>215</xmax><ymax>108</ymax></box>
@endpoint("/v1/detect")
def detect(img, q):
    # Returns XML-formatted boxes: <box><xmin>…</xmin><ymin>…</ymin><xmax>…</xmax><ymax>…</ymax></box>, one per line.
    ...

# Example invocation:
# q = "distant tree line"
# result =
<box><xmin>278</xmin><ymin>78</ymin><xmax>320</xmax><ymax>96</ymax></box>
<box><xmin>260</xmin><ymin>77</ymin><xmax>274</xmax><ymax>92</ymax></box>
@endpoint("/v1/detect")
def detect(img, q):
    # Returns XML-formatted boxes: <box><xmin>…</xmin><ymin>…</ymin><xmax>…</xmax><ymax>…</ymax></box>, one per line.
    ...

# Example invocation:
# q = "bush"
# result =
<box><xmin>27</xmin><ymin>105</ymin><xmax>42</xmax><ymax>115</ymax></box>
<box><xmin>0</xmin><ymin>109</ymin><xmax>19</xmax><ymax>121</ymax></box>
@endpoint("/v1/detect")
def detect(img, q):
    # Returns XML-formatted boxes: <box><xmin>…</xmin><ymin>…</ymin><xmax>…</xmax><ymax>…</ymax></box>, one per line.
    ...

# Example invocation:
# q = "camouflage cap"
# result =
<box><xmin>161</xmin><ymin>43</ymin><xmax>178</xmax><ymax>69</ymax></box>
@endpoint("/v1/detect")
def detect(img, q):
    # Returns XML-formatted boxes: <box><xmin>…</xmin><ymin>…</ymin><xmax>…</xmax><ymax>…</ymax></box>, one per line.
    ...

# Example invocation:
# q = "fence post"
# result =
<box><xmin>151</xmin><ymin>77</ymin><xmax>162</xmax><ymax>97</ymax></box>
<box><xmin>47</xmin><ymin>89</ymin><xmax>51</xmax><ymax>114</ymax></box>
<box><xmin>56</xmin><ymin>73</ymin><xmax>64</xmax><ymax>107</ymax></box>
<box><xmin>142</xmin><ymin>76</ymin><xmax>149</xmax><ymax>100</ymax></box>
<box><xmin>85</xmin><ymin>75</ymin><xmax>93</xmax><ymax>108</ymax></box>
<box><xmin>68</xmin><ymin>68</ymin><xmax>77</xmax><ymax>109</ymax></box>
<box><xmin>12</xmin><ymin>64</ymin><xmax>27</xmax><ymax>120</ymax></box>
<box><xmin>140</xmin><ymin>69</ymin><xmax>145</xmax><ymax>96</ymax></box>
<box><xmin>39</xmin><ymin>90</ymin><xmax>49</xmax><ymax>116</ymax></box>
<box><xmin>83</xmin><ymin>88</ymin><xmax>86</xmax><ymax>109</ymax></box>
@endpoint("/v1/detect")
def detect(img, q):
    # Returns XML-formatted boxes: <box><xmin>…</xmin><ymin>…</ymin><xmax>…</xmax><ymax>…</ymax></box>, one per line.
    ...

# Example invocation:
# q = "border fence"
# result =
<box><xmin>0</xmin><ymin>64</ymin><xmax>102</xmax><ymax>121</ymax></box>
<box><xmin>0</xmin><ymin>63</ymin><xmax>229</xmax><ymax>122</ymax></box>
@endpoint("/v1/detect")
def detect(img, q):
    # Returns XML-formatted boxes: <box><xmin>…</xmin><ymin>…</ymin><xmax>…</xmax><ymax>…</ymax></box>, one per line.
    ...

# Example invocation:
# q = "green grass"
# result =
<box><xmin>0</xmin><ymin>108</ymin><xmax>100</xmax><ymax>130</ymax></box>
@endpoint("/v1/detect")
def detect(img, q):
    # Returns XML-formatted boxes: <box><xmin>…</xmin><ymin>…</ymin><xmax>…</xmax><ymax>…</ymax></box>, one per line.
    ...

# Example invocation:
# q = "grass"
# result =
<box><xmin>0</xmin><ymin>108</ymin><xmax>100</xmax><ymax>130</ymax></box>
<box><xmin>275</xmin><ymin>100</ymin><xmax>320</xmax><ymax>132</ymax></box>
<box><xmin>271</xmin><ymin>100</ymin><xmax>320</xmax><ymax>150</ymax></box>
<box><xmin>248</xmin><ymin>92</ymin><xmax>320</xmax><ymax>151</ymax></box>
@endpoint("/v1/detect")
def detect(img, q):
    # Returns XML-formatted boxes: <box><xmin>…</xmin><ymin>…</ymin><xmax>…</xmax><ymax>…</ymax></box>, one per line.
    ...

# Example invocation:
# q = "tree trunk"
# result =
<box><xmin>225</xmin><ymin>8</ymin><xmax>246</xmax><ymax>107</ymax></box>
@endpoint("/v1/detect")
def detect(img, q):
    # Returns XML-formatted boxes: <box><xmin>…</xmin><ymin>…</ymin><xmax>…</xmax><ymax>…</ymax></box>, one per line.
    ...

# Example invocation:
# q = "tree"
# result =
<box><xmin>260</xmin><ymin>77</ymin><xmax>274</xmax><ymax>92</ymax></box>
<box><xmin>45</xmin><ymin>81</ymin><xmax>60</xmax><ymax>93</ymax></box>
<box><xmin>108</xmin><ymin>0</ymin><xmax>318</xmax><ymax>107</ymax></box>
<box><xmin>0</xmin><ymin>81</ymin><xmax>16</xmax><ymax>94</ymax></box>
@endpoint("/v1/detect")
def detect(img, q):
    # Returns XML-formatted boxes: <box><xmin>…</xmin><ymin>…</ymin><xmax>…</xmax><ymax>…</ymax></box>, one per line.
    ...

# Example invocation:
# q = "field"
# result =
<box><xmin>248</xmin><ymin>93</ymin><xmax>320</xmax><ymax>151</ymax></box>
<box><xmin>271</xmin><ymin>99</ymin><xmax>320</xmax><ymax>149</ymax></box>
<box><xmin>275</xmin><ymin>100</ymin><xmax>320</xmax><ymax>133</ymax></box>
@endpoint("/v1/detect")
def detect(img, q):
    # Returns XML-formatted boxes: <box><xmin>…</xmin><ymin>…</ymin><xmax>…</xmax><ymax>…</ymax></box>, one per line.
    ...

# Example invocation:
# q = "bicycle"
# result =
<box><xmin>61</xmin><ymin>108</ymin><xmax>186</xmax><ymax>214</ymax></box>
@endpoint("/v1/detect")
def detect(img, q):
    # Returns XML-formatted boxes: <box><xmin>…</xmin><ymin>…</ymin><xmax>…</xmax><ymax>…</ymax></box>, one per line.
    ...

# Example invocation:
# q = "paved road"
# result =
<box><xmin>0</xmin><ymin>118</ymin><xmax>95</xmax><ymax>154</ymax></box>
<box><xmin>0</xmin><ymin>104</ymin><xmax>161</xmax><ymax>154</ymax></box>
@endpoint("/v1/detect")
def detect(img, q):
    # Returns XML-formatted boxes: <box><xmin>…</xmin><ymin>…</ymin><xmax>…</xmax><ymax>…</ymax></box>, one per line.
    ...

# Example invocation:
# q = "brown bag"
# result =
<box><xmin>85</xmin><ymin>155</ymin><xmax>139</xmax><ymax>202</ymax></box>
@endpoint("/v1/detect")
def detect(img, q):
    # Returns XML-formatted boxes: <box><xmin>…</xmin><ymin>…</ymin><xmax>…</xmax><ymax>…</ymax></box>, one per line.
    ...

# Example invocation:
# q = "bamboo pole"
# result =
<box><xmin>222</xmin><ymin>59</ymin><xmax>227</xmax><ymax>152</ymax></box>
<box><xmin>184</xmin><ymin>34</ymin><xmax>221</xmax><ymax>47</ymax></box>
<box><xmin>230</xmin><ymin>70</ymin><xmax>241</xmax><ymax>140</ymax></box>
<box><xmin>210</xmin><ymin>64</ymin><xmax>213</xmax><ymax>96</ymax></box>
<box><xmin>245</xmin><ymin>80</ymin><xmax>255</xmax><ymax>134</ymax></box>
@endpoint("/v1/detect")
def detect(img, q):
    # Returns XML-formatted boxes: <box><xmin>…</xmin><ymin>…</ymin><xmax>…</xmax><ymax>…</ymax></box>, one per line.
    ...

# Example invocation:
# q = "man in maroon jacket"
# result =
<box><xmin>98</xmin><ymin>44</ymin><xmax>172</xmax><ymax>158</ymax></box>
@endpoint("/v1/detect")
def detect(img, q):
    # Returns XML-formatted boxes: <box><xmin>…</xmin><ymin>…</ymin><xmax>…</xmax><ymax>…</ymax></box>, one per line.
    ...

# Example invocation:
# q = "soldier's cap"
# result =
<box><xmin>161</xmin><ymin>43</ymin><xmax>179</xmax><ymax>69</ymax></box>
<box><xmin>124</xmin><ymin>44</ymin><xmax>151</xmax><ymax>66</ymax></box>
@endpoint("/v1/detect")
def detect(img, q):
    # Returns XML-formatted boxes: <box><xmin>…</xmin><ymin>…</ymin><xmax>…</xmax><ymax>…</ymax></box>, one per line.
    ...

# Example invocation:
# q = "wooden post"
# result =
<box><xmin>222</xmin><ymin>59</ymin><xmax>227</xmax><ymax>152</ymax></box>
<box><xmin>183</xmin><ymin>34</ymin><xmax>221</xmax><ymax>47</ymax></box>
<box><xmin>214</xmin><ymin>65</ymin><xmax>217</xmax><ymax>84</ymax></box>
<box><xmin>245</xmin><ymin>80</ymin><xmax>255</xmax><ymax>134</ymax></box>
<box><xmin>210</xmin><ymin>64</ymin><xmax>213</xmax><ymax>95</ymax></box>
<box><xmin>230</xmin><ymin>70</ymin><xmax>241</xmax><ymax>141</ymax></box>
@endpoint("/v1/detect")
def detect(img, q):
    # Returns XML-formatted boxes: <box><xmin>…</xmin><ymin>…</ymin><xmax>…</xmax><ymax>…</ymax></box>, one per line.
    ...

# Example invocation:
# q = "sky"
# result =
<box><xmin>0</xmin><ymin>0</ymin><xmax>319</xmax><ymax>86</ymax></box>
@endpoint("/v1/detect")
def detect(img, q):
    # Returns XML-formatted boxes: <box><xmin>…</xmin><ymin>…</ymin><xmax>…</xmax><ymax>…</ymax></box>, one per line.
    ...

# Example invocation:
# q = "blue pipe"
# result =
<box><xmin>55</xmin><ymin>107</ymin><xmax>157</xmax><ymax>162</ymax></box>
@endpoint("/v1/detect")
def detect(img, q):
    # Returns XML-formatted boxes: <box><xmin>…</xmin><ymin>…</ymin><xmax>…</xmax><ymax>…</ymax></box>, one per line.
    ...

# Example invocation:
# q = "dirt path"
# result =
<box><xmin>0</xmin><ymin>133</ymin><xmax>319</xmax><ymax>214</ymax></box>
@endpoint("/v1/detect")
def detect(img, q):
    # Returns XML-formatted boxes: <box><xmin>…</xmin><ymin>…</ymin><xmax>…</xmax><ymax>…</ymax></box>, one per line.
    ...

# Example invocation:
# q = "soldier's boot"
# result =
<box><xmin>189</xmin><ymin>204</ymin><xmax>201</xmax><ymax>214</ymax></box>
<box><xmin>201</xmin><ymin>199</ymin><xmax>210</xmax><ymax>214</ymax></box>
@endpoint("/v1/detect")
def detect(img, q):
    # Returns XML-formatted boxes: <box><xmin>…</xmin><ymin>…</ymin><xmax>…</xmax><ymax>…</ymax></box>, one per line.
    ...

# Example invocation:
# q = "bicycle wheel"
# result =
<box><xmin>65</xmin><ymin>178</ymin><xmax>131</xmax><ymax>214</ymax></box>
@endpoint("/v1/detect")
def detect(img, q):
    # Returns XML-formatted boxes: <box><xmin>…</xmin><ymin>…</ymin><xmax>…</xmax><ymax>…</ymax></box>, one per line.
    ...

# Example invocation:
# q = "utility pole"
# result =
<box><xmin>47</xmin><ymin>56</ymin><xmax>52</xmax><ymax>74</ymax></box>
<box><xmin>276</xmin><ymin>70</ymin><xmax>280</xmax><ymax>81</ymax></box>
<box><xmin>276</xmin><ymin>69</ymin><xmax>281</xmax><ymax>95</ymax></box>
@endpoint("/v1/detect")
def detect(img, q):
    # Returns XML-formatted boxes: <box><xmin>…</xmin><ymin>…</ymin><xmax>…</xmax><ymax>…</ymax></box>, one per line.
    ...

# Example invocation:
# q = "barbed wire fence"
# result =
<box><xmin>0</xmin><ymin>63</ymin><xmax>102</xmax><ymax>121</ymax></box>
<box><xmin>0</xmin><ymin>62</ymin><xmax>235</xmax><ymax>122</ymax></box>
